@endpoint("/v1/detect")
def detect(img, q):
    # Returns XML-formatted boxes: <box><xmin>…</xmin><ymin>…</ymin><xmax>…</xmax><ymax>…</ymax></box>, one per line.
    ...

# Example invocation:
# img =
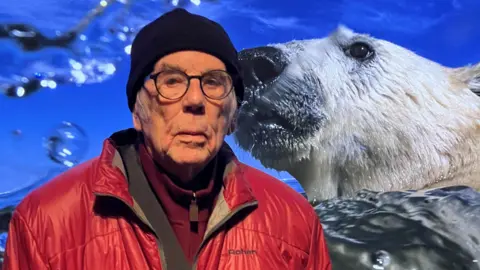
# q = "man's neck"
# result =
<box><xmin>154</xmin><ymin>157</ymin><xmax>217</xmax><ymax>191</ymax></box>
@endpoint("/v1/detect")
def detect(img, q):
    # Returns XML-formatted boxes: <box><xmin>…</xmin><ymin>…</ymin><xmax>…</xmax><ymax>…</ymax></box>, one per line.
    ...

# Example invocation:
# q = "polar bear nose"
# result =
<box><xmin>239</xmin><ymin>46</ymin><xmax>287</xmax><ymax>93</ymax></box>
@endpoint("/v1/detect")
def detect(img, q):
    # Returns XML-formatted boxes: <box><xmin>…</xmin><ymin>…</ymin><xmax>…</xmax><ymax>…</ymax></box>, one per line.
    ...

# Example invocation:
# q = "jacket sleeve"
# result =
<box><xmin>306</xmin><ymin>214</ymin><xmax>332</xmax><ymax>270</ymax></box>
<box><xmin>2</xmin><ymin>210</ymin><xmax>49</xmax><ymax>270</ymax></box>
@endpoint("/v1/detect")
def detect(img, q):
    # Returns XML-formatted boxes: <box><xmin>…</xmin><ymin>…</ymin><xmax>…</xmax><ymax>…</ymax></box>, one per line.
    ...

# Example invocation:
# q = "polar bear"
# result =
<box><xmin>234</xmin><ymin>26</ymin><xmax>480</xmax><ymax>201</ymax></box>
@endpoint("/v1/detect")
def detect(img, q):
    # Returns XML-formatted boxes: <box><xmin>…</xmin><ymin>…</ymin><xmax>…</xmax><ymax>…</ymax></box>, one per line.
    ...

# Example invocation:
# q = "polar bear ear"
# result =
<box><xmin>452</xmin><ymin>62</ymin><xmax>480</xmax><ymax>96</ymax></box>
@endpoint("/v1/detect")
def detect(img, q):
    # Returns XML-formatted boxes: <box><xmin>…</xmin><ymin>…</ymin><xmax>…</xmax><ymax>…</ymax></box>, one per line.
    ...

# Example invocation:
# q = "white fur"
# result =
<box><xmin>235</xmin><ymin>26</ymin><xmax>480</xmax><ymax>201</ymax></box>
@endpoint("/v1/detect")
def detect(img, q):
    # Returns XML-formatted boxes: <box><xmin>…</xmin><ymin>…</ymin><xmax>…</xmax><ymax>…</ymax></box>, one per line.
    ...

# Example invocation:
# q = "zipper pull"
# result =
<box><xmin>189</xmin><ymin>192</ymin><xmax>199</xmax><ymax>223</ymax></box>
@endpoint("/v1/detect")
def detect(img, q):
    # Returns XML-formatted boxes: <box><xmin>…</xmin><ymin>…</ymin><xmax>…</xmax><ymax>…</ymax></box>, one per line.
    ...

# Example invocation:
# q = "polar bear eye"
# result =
<box><xmin>346</xmin><ymin>42</ymin><xmax>374</xmax><ymax>60</ymax></box>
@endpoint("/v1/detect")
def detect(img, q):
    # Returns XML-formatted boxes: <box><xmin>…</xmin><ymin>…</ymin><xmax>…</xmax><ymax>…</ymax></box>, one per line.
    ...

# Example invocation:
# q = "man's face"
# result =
<box><xmin>133</xmin><ymin>51</ymin><xmax>237</xmax><ymax>174</ymax></box>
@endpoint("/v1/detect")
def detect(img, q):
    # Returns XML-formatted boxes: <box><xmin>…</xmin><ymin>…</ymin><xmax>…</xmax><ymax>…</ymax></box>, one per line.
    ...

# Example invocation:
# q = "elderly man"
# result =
<box><xmin>3</xmin><ymin>8</ymin><xmax>331</xmax><ymax>270</ymax></box>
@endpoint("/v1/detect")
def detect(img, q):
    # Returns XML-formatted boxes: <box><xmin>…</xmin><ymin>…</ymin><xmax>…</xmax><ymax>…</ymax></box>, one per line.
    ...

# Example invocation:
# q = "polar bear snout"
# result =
<box><xmin>239</xmin><ymin>46</ymin><xmax>287</xmax><ymax>96</ymax></box>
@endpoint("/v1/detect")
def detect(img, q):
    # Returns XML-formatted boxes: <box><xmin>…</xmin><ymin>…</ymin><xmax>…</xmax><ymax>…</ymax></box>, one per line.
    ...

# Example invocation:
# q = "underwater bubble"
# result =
<box><xmin>11</xmin><ymin>129</ymin><xmax>22</xmax><ymax>136</ymax></box>
<box><xmin>371</xmin><ymin>250</ymin><xmax>391</xmax><ymax>270</ymax></box>
<box><xmin>43</xmin><ymin>121</ymin><xmax>88</xmax><ymax>168</ymax></box>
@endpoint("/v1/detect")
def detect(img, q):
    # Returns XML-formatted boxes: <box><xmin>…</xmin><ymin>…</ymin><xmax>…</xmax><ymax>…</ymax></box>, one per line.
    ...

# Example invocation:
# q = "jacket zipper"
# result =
<box><xmin>189</xmin><ymin>192</ymin><xmax>199</xmax><ymax>223</ymax></box>
<box><xmin>191</xmin><ymin>201</ymin><xmax>258</xmax><ymax>270</ymax></box>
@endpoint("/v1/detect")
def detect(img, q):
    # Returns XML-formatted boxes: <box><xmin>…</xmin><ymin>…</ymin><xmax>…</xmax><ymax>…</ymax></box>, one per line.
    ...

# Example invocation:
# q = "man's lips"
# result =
<box><xmin>177</xmin><ymin>131</ymin><xmax>207</xmax><ymax>136</ymax></box>
<box><xmin>176</xmin><ymin>131</ymin><xmax>208</xmax><ymax>142</ymax></box>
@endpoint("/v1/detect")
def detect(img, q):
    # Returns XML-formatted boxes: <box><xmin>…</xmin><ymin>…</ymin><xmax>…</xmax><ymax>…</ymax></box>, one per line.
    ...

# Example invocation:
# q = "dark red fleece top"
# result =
<box><xmin>138</xmin><ymin>144</ymin><xmax>222</xmax><ymax>263</ymax></box>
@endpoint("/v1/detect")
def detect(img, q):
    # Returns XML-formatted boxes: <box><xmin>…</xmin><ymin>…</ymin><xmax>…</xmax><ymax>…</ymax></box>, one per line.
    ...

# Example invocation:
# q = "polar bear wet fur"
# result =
<box><xmin>235</xmin><ymin>26</ymin><xmax>480</xmax><ymax>201</ymax></box>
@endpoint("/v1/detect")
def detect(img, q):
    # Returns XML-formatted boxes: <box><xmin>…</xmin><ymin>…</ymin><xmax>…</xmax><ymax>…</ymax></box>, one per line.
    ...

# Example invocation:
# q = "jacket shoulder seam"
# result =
<box><xmin>231</xmin><ymin>226</ymin><xmax>309</xmax><ymax>255</ymax></box>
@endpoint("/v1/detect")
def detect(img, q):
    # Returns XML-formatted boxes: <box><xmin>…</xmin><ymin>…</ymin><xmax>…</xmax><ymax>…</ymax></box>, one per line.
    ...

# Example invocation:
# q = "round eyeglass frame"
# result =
<box><xmin>148</xmin><ymin>69</ymin><xmax>235</xmax><ymax>100</ymax></box>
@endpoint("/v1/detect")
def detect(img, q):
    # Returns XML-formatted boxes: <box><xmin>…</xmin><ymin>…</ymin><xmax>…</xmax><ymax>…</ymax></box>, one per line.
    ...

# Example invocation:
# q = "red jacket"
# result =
<box><xmin>3</xmin><ymin>130</ymin><xmax>331</xmax><ymax>270</ymax></box>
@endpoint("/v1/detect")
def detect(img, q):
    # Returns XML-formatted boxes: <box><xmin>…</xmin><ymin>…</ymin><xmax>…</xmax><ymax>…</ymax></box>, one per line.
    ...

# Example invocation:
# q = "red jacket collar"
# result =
<box><xmin>91</xmin><ymin>129</ymin><xmax>256</xmax><ymax>209</ymax></box>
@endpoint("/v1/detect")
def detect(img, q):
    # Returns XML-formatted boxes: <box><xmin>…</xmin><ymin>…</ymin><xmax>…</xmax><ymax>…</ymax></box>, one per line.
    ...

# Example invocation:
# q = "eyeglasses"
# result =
<box><xmin>147</xmin><ymin>69</ymin><xmax>234</xmax><ymax>100</ymax></box>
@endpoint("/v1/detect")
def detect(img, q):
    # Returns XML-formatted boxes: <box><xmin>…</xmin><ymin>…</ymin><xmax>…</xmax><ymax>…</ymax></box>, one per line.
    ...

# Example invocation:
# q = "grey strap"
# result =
<box><xmin>118</xmin><ymin>145</ymin><xmax>191</xmax><ymax>270</ymax></box>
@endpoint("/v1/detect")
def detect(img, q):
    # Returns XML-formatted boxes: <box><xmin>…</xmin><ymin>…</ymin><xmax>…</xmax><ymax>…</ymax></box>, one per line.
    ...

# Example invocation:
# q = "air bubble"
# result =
<box><xmin>371</xmin><ymin>250</ymin><xmax>391</xmax><ymax>269</ymax></box>
<box><xmin>43</xmin><ymin>121</ymin><xmax>88</xmax><ymax>168</ymax></box>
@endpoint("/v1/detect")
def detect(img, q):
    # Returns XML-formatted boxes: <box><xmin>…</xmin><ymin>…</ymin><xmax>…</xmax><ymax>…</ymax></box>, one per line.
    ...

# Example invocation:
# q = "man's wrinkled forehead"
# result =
<box><xmin>152</xmin><ymin>52</ymin><xmax>227</xmax><ymax>73</ymax></box>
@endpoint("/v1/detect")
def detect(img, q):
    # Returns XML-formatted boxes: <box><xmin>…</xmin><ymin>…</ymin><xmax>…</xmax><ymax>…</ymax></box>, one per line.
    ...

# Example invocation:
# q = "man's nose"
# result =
<box><xmin>238</xmin><ymin>46</ymin><xmax>287</xmax><ymax>95</ymax></box>
<box><xmin>183</xmin><ymin>79</ymin><xmax>205</xmax><ymax>114</ymax></box>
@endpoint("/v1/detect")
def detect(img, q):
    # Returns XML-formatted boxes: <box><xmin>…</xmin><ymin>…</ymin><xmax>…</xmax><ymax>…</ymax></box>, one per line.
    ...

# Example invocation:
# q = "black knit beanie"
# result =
<box><xmin>126</xmin><ymin>8</ymin><xmax>244</xmax><ymax>111</ymax></box>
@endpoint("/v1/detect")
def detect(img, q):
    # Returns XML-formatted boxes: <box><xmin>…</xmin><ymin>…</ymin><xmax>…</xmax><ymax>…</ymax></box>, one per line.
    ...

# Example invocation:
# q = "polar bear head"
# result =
<box><xmin>235</xmin><ymin>26</ymin><xmax>480</xmax><ymax>200</ymax></box>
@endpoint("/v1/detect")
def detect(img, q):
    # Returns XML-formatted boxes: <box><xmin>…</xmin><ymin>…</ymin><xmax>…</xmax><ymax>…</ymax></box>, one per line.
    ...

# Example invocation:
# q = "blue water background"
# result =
<box><xmin>1</xmin><ymin>0</ymin><xmax>479</xmax><ymax>210</ymax></box>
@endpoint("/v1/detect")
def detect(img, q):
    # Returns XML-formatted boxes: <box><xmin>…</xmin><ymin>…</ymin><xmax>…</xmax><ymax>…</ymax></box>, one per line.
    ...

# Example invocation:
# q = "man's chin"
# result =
<box><xmin>168</xmin><ymin>147</ymin><xmax>211</xmax><ymax>167</ymax></box>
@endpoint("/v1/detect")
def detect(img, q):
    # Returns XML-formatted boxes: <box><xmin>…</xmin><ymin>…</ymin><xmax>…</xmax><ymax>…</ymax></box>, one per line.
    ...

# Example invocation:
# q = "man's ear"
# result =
<box><xmin>227</xmin><ymin>109</ymin><xmax>238</xmax><ymax>135</ymax></box>
<box><xmin>132</xmin><ymin>112</ymin><xmax>142</xmax><ymax>131</ymax></box>
<box><xmin>227</xmin><ymin>121</ymin><xmax>236</xmax><ymax>135</ymax></box>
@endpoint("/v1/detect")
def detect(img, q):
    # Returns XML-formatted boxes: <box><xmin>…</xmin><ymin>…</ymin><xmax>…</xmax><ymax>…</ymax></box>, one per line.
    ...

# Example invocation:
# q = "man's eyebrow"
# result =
<box><xmin>157</xmin><ymin>63</ymin><xmax>185</xmax><ymax>72</ymax></box>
